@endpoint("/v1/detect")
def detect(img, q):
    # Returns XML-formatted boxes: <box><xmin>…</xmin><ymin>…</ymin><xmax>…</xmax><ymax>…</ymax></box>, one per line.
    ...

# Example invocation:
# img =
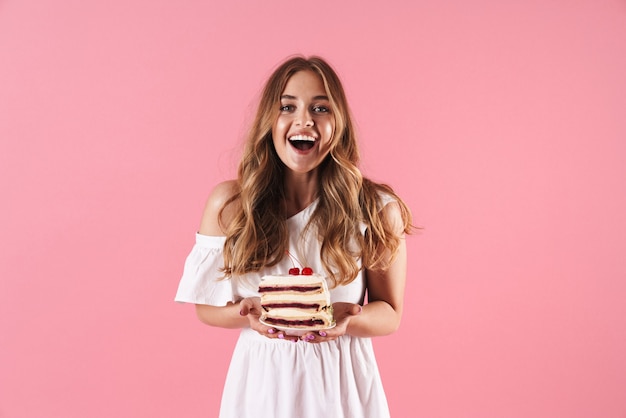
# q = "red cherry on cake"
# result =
<box><xmin>288</xmin><ymin>267</ymin><xmax>300</xmax><ymax>275</ymax></box>
<box><xmin>301</xmin><ymin>267</ymin><xmax>313</xmax><ymax>275</ymax></box>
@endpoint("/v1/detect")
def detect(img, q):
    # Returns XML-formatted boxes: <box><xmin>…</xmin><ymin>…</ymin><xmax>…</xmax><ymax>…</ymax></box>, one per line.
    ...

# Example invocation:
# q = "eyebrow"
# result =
<box><xmin>281</xmin><ymin>94</ymin><xmax>329</xmax><ymax>101</ymax></box>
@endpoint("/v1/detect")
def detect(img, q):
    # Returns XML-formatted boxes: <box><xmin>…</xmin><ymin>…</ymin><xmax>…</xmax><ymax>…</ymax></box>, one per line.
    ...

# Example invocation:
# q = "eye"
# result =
<box><xmin>312</xmin><ymin>105</ymin><xmax>330</xmax><ymax>113</ymax></box>
<box><xmin>280</xmin><ymin>104</ymin><xmax>295</xmax><ymax>112</ymax></box>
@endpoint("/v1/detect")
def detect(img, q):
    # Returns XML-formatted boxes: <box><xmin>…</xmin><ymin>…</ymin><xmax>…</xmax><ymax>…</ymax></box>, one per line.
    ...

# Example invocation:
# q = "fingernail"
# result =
<box><xmin>278</xmin><ymin>333</ymin><xmax>284</xmax><ymax>339</ymax></box>
<box><xmin>239</xmin><ymin>310</ymin><xmax>245</xmax><ymax>316</ymax></box>
<box><xmin>268</xmin><ymin>328</ymin><xmax>275</xmax><ymax>334</ymax></box>
<box><xmin>319</xmin><ymin>331</ymin><xmax>327</xmax><ymax>337</ymax></box>
<box><xmin>306</xmin><ymin>334</ymin><xmax>315</xmax><ymax>341</ymax></box>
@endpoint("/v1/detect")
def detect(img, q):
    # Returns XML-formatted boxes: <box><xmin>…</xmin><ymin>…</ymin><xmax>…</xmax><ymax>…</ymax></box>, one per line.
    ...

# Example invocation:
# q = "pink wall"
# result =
<box><xmin>1</xmin><ymin>1</ymin><xmax>625</xmax><ymax>417</ymax></box>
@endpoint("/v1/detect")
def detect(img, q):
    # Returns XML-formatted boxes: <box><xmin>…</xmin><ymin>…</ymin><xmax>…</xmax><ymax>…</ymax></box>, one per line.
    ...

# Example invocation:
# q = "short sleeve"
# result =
<box><xmin>378</xmin><ymin>191</ymin><xmax>396</xmax><ymax>209</ymax></box>
<box><xmin>359</xmin><ymin>191</ymin><xmax>397</xmax><ymax>235</ymax></box>
<box><xmin>174</xmin><ymin>233</ymin><xmax>234</xmax><ymax>306</ymax></box>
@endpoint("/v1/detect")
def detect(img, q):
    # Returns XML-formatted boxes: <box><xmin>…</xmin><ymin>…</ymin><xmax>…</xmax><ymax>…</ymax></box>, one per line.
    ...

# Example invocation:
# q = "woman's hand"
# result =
<box><xmin>299</xmin><ymin>302</ymin><xmax>362</xmax><ymax>343</ymax></box>
<box><xmin>238</xmin><ymin>297</ymin><xmax>300</xmax><ymax>342</ymax></box>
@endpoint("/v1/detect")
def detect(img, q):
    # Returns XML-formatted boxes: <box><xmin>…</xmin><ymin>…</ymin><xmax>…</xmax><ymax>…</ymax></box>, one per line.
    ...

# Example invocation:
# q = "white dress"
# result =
<box><xmin>175</xmin><ymin>198</ymin><xmax>393</xmax><ymax>418</ymax></box>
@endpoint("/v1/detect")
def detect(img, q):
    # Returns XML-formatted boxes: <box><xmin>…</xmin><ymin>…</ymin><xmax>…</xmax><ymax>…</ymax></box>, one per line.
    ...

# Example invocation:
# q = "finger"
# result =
<box><xmin>272</xmin><ymin>332</ymin><xmax>299</xmax><ymax>342</ymax></box>
<box><xmin>261</xmin><ymin>328</ymin><xmax>293</xmax><ymax>341</ymax></box>
<box><xmin>239</xmin><ymin>299</ymin><xmax>251</xmax><ymax>316</ymax></box>
<box><xmin>240</xmin><ymin>298</ymin><xmax>262</xmax><ymax>316</ymax></box>
<box><xmin>349</xmin><ymin>304</ymin><xmax>363</xmax><ymax>316</ymax></box>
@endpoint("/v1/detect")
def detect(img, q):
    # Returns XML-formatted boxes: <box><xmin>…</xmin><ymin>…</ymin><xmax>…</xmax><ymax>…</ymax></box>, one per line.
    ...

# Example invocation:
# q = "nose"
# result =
<box><xmin>295</xmin><ymin>108</ymin><xmax>314</xmax><ymax>127</ymax></box>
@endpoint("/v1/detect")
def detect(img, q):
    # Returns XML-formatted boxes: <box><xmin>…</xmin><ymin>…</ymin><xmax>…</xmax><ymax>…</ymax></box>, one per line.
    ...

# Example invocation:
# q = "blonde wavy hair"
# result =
<box><xmin>220</xmin><ymin>56</ymin><xmax>413</xmax><ymax>286</ymax></box>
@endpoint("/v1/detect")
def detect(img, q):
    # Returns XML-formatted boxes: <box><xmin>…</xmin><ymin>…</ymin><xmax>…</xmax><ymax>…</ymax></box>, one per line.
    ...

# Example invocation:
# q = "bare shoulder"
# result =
<box><xmin>198</xmin><ymin>180</ymin><xmax>241</xmax><ymax>236</ymax></box>
<box><xmin>380</xmin><ymin>199</ymin><xmax>407</xmax><ymax>236</ymax></box>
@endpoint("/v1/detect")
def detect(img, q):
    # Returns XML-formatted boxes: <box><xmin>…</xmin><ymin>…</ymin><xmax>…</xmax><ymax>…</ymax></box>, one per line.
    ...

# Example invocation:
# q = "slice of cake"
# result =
<box><xmin>258</xmin><ymin>272</ymin><xmax>334</xmax><ymax>329</ymax></box>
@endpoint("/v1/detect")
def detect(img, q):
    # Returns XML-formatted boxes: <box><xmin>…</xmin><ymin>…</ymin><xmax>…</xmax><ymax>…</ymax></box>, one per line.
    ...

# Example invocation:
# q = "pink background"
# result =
<box><xmin>1</xmin><ymin>1</ymin><xmax>625</xmax><ymax>417</ymax></box>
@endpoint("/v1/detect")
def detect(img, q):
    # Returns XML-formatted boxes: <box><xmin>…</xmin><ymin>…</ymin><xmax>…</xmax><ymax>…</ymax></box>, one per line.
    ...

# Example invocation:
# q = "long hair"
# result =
<box><xmin>220</xmin><ymin>55</ymin><xmax>412</xmax><ymax>285</ymax></box>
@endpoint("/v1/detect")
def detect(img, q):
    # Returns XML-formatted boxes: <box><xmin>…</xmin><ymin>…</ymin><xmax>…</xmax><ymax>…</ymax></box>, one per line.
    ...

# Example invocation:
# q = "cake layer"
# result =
<box><xmin>258</xmin><ymin>285</ymin><xmax>323</xmax><ymax>294</ymax></box>
<box><xmin>261</xmin><ymin>292</ymin><xmax>327</xmax><ymax>311</ymax></box>
<box><xmin>261</xmin><ymin>302</ymin><xmax>323</xmax><ymax>311</ymax></box>
<box><xmin>259</xmin><ymin>274</ymin><xmax>326</xmax><ymax>286</ymax></box>
<box><xmin>262</xmin><ymin>307</ymin><xmax>333</xmax><ymax>328</ymax></box>
<box><xmin>258</xmin><ymin>275</ymin><xmax>328</xmax><ymax>295</ymax></box>
<box><xmin>262</xmin><ymin>316</ymin><xmax>327</xmax><ymax>328</ymax></box>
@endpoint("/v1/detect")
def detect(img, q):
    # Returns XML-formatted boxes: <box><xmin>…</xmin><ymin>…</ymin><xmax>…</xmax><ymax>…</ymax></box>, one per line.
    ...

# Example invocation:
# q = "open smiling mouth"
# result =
<box><xmin>288</xmin><ymin>134</ymin><xmax>316</xmax><ymax>151</ymax></box>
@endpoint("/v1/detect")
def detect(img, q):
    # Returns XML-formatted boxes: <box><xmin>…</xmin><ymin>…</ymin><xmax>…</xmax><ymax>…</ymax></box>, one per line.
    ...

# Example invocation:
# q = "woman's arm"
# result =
<box><xmin>347</xmin><ymin>237</ymin><xmax>407</xmax><ymax>337</ymax></box>
<box><xmin>195</xmin><ymin>302</ymin><xmax>249</xmax><ymax>329</ymax></box>
<box><xmin>300</xmin><ymin>201</ymin><xmax>408</xmax><ymax>342</ymax></box>
<box><xmin>347</xmin><ymin>200</ymin><xmax>407</xmax><ymax>337</ymax></box>
<box><xmin>196</xmin><ymin>299</ymin><xmax>299</xmax><ymax>341</ymax></box>
<box><xmin>193</xmin><ymin>180</ymin><xmax>248</xmax><ymax>329</ymax></box>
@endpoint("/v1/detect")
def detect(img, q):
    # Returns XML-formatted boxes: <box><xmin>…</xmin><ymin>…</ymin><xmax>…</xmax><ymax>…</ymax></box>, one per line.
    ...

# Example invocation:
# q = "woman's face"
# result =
<box><xmin>272</xmin><ymin>70</ymin><xmax>335</xmax><ymax>176</ymax></box>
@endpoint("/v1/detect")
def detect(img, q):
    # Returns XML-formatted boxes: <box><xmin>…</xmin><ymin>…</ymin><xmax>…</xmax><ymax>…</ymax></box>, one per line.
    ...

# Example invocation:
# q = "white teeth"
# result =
<box><xmin>288</xmin><ymin>134</ymin><xmax>316</xmax><ymax>142</ymax></box>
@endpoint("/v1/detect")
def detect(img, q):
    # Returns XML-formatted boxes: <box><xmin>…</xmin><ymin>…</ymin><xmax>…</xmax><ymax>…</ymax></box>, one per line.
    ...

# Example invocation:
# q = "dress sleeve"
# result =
<box><xmin>378</xmin><ymin>191</ymin><xmax>396</xmax><ymax>209</ymax></box>
<box><xmin>174</xmin><ymin>233</ymin><xmax>234</xmax><ymax>306</ymax></box>
<box><xmin>359</xmin><ymin>191</ymin><xmax>398</xmax><ymax>235</ymax></box>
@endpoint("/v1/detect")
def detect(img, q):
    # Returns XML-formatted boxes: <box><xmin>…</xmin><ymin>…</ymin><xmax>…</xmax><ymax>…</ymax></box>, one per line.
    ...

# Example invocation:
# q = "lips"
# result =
<box><xmin>288</xmin><ymin>134</ymin><xmax>316</xmax><ymax>151</ymax></box>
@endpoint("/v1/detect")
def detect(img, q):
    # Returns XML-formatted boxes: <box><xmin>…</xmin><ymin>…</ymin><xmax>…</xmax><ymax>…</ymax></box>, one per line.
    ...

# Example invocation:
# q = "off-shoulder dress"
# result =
<box><xmin>175</xmin><ymin>198</ymin><xmax>393</xmax><ymax>418</ymax></box>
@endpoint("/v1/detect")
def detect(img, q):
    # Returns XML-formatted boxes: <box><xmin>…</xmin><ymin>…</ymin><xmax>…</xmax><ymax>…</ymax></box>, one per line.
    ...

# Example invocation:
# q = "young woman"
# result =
<box><xmin>175</xmin><ymin>55</ymin><xmax>413</xmax><ymax>418</ymax></box>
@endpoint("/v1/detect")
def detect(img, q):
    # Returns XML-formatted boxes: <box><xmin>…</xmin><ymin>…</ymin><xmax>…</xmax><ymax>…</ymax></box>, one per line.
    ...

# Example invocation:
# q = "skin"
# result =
<box><xmin>194</xmin><ymin>70</ymin><xmax>407</xmax><ymax>343</ymax></box>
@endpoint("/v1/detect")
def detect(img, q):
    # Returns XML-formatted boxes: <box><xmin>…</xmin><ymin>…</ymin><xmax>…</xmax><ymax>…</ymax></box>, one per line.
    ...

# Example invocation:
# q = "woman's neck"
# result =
<box><xmin>282</xmin><ymin>171</ymin><xmax>319</xmax><ymax>216</ymax></box>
